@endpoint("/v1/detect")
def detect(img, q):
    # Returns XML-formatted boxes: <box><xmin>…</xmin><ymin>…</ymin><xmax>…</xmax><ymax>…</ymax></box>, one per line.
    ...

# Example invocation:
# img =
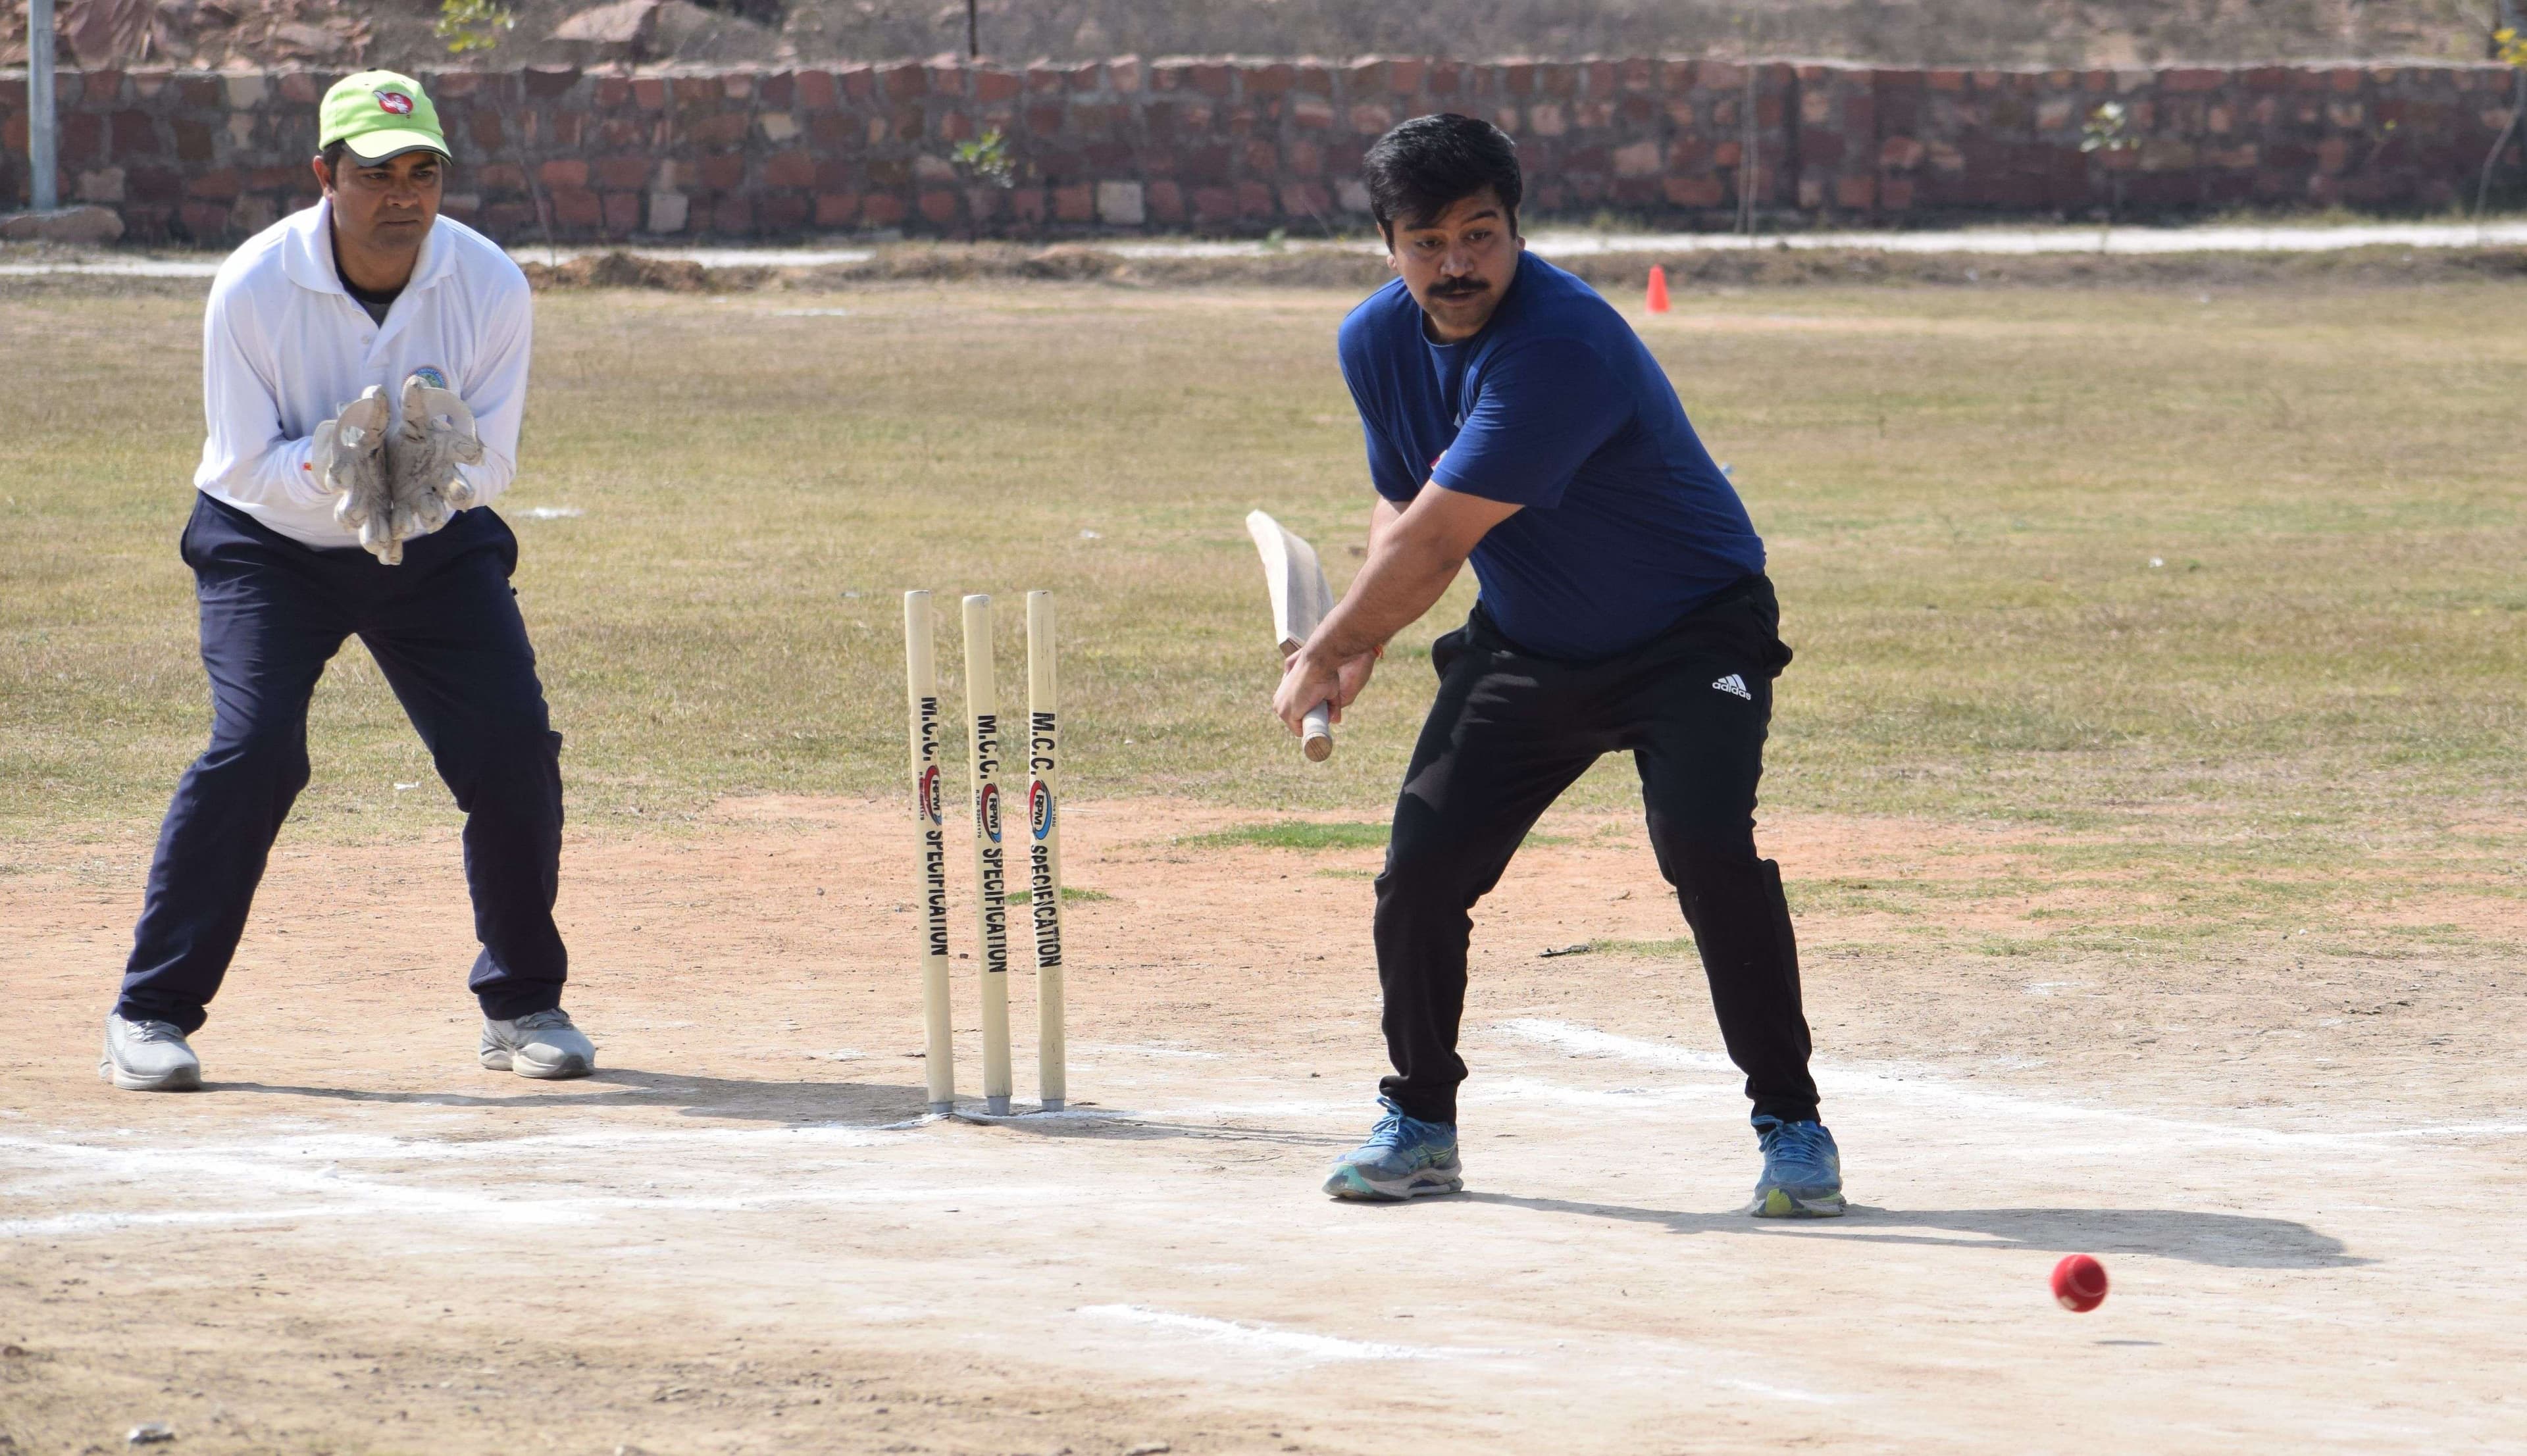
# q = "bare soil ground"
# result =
<box><xmin>3</xmin><ymin>797</ymin><xmax>2521</xmax><ymax>1455</ymax></box>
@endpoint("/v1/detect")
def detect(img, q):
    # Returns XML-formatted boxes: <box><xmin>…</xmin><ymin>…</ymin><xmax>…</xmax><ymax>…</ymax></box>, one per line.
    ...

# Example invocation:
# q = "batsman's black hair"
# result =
<box><xmin>1362</xmin><ymin>113</ymin><xmax>1523</xmax><ymax>239</ymax></box>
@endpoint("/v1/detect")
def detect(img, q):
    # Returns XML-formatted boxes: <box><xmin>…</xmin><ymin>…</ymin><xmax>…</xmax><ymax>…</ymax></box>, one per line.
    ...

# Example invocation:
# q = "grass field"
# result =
<box><xmin>6</xmin><ymin>265</ymin><xmax>2526</xmax><ymax>1455</ymax></box>
<box><xmin>3</xmin><ymin>270</ymin><xmax>2521</xmax><ymax>960</ymax></box>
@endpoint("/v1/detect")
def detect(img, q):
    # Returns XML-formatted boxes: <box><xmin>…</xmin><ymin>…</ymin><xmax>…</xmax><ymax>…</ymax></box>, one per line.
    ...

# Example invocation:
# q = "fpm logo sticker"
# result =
<box><xmin>374</xmin><ymin>89</ymin><xmax>415</xmax><ymax>115</ymax></box>
<box><xmin>977</xmin><ymin>782</ymin><xmax>1002</xmax><ymax>843</ymax></box>
<box><xmin>1030</xmin><ymin>779</ymin><xmax>1055</xmax><ymax>840</ymax></box>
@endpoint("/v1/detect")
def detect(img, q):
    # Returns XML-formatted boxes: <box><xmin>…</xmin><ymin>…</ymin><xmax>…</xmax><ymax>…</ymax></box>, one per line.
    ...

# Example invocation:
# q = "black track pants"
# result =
<box><xmin>1372</xmin><ymin>574</ymin><xmax>1820</xmax><ymax>1127</ymax></box>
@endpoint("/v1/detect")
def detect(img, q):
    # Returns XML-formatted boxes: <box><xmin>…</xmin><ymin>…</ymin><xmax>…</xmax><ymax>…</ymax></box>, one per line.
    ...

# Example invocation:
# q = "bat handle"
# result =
<box><xmin>1302</xmin><ymin>703</ymin><xmax>1335</xmax><ymax>762</ymax></box>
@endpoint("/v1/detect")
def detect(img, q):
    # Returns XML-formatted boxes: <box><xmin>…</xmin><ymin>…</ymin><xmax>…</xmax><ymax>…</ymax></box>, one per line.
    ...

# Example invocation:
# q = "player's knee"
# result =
<box><xmin>203</xmin><ymin>717</ymin><xmax>311</xmax><ymax>790</ymax></box>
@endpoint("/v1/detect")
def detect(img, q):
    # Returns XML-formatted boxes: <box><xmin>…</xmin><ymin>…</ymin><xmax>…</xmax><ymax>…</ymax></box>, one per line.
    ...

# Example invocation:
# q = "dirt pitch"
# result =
<box><xmin>3</xmin><ymin>796</ymin><xmax>2520</xmax><ymax>1455</ymax></box>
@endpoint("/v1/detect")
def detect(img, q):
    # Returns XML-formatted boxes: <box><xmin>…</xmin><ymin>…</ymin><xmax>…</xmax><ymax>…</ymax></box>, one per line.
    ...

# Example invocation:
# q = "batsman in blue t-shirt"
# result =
<box><xmin>1273</xmin><ymin>114</ymin><xmax>1843</xmax><ymax>1217</ymax></box>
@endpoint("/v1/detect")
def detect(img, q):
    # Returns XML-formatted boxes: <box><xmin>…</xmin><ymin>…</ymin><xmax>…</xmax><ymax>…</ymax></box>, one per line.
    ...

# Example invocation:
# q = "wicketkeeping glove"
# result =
<box><xmin>307</xmin><ymin>386</ymin><xmax>398</xmax><ymax>563</ymax></box>
<box><xmin>386</xmin><ymin>368</ymin><xmax>486</xmax><ymax>547</ymax></box>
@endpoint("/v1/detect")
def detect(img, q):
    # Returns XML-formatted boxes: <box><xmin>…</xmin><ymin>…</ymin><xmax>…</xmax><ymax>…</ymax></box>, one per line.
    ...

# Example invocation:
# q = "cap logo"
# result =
<box><xmin>374</xmin><ymin>89</ymin><xmax>415</xmax><ymax>115</ymax></box>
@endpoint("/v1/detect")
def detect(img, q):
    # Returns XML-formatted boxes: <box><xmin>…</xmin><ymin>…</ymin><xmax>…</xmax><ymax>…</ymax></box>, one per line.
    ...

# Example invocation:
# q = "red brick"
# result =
<box><xmin>83</xmin><ymin>71</ymin><xmax>123</xmax><ymax>103</ymax></box>
<box><xmin>1583</xmin><ymin>61</ymin><xmax>1616</xmax><ymax>95</ymax></box>
<box><xmin>690</xmin><ymin>113</ymin><xmax>750</xmax><ymax>147</ymax></box>
<box><xmin>186</xmin><ymin>169</ymin><xmax>242</xmax><ymax>200</ymax></box>
<box><xmin>471</xmin><ymin>112</ymin><xmax>505</xmax><ymax>149</ymax></box>
<box><xmin>179</xmin><ymin>201</ymin><xmax>230</xmax><ymax>238</ymax></box>
<box><xmin>1836</xmin><ymin>174</ymin><xmax>1877</xmax><ymax>209</ymax></box>
<box><xmin>798</xmin><ymin>70</ymin><xmax>838</xmax><ymax>110</ymax></box>
<box><xmin>1191</xmin><ymin>186</ymin><xmax>1236</xmax><ymax>221</ymax></box>
<box><xmin>278</xmin><ymin>72</ymin><xmax>321</xmax><ymax>104</ymax></box>
<box><xmin>1052</xmin><ymin>182</ymin><xmax>1094</xmax><ymax>221</ymax></box>
<box><xmin>1389</xmin><ymin>59</ymin><xmax>1425</xmax><ymax>94</ymax></box>
<box><xmin>1243</xmin><ymin>63</ymin><xmax>1294</xmax><ymax>97</ymax></box>
<box><xmin>596</xmin><ymin>77</ymin><xmax>631</xmax><ymax>107</ymax></box>
<box><xmin>1881</xmin><ymin>176</ymin><xmax>1915</xmax><ymax>209</ymax></box>
<box><xmin>540</xmin><ymin>159</ymin><xmax>590</xmax><ymax>189</ymax></box>
<box><xmin>814</xmin><ymin>191</ymin><xmax>859</xmax><ymax>226</ymax></box>
<box><xmin>881</xmin><ymin>63</ymin><xmax>925</xmax><ymax>101</ymax></box>
<box><xmin>1279</xmin><ymin>181</ymin><xmax>1330</xmax><ymax>216</ymax></box>
<box><xmin>939</xmin><ymin>109</ymin><xmax>975</xmax><ymax>143</ymax></box>
<box><xmin>926</xmin><ymin>63</ymin><xmax>967</xmax><ymax>96</ymax></box>
<box><xmin>1665</xmin><ymin>174</ymin><xmax>1726</xmax><ymax>206</ymax></box>
<box><xmin>551</xmin><ymin>188</ymin><xmax>602</xmax><ymax>227</ymax></box>
<box><xmin>758</xmin><ymin>193</ymin><xmax>809</xmax><ymax>230</ymax></box>
<box><xmin>111</xmin><ymin>110</ymin><xmax>155</xmax><ymax>157</ymax></box>
<box><xmin>1009</xmin><ymin>186</ymin><xmax>1046</xmax><ymax>222</ymax></box>
<box><xmin>692</xmin><ymin>155</ymin><xmax>744</xmax><ymax>191</ymax></box>
<box><xmin>761</xmin><ymin>72</ymin><xmax>794</xmax><ymax>107</ymax></box>
<box><xmin>603</xmin><ymin>191</ymin><xmax>640</xmax><ymax>232</ymax></box>
<box><xmin>915</xmin><ymin>189</ymin><xmax>956</xmax><ymax>225</ymax></box>
<box><xmin>634</xmin><ymin>78</ymin><xmax>669</xmax><ymax>110</ymax></box>
<box><xmin>2330</xmin><ymin>67</ymin><xmax>2363</xmax><ymax>93</ymax></box>
<box><xmin>976</xmin><ymin>70</ymin><xmax>1021</xmax><ymax>103</ymax></box>
<box><xmin>839</xmin><ymin>65</ymin><xmax>874</xmax><ymax>101</ymax></box>
<box><xmin>1237</xmin><ymin>180</ymin><xmax>1274</xmax><ymax>215</ymax></box>
<box><xmin>862</xmin><ymin>192</ymin><xmax>907</xmax><ymax>225</ymax></box>
<box><xmin>710</xmin><ymin>196</ymin><xmax>752</xmax><ymax>233</ymax></box>
<box><xmin>596</xmin><ymin>155</ymin><xmax>651</xmax><ymax>189</ymax></box>
<box><xmin>763</xmin><ymin>149</ymin><xmax>814</xmax><ymax>188</ymax></box>
<box><xmin>1929</xmin><ymin>69</ymin><xmax>1969</xmax><ymax>92</ymax></box>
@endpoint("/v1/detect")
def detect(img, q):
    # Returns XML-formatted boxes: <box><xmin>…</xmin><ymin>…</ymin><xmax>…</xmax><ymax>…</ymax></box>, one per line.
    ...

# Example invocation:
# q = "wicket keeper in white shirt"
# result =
<box><xmin>100</xmin><ymin>71</ymin><xmax>596</xmax><ymax>1092</ymax></box>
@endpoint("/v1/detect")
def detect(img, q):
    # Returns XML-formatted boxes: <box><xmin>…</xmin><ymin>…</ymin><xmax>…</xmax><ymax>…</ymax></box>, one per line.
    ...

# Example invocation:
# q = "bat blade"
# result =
<box><xmin>1245</xmin><ymin>510</ymin><xmax>1338</xmax><ymax>762</ymax></box>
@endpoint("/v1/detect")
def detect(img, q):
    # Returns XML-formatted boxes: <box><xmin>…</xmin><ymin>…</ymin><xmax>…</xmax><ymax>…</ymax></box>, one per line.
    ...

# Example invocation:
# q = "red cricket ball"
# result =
<box><xmin>2051</xmin><ymin>1253</ymin><xmax>2109</xmax><ymax>1313</ymax></box>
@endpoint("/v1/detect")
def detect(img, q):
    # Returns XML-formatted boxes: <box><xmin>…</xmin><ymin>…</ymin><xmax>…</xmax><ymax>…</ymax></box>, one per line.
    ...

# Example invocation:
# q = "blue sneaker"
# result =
<box><xmin>1322</xmin><ymin>1098</ymin><xmax>1464</xmax><ymax>1201</ymax></box>
<box><xmin>1750</xmin><ymin>1116</ymin><xmax>1845</xmax><ymax>1218</ymax></box>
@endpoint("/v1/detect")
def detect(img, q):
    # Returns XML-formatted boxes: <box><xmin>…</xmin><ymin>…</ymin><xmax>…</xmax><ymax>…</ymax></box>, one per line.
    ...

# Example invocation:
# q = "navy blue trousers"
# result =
<box><xmin>116</xmin><ymin>493</ymin><xmax>569</xmax><ymax>1033</ymax></box>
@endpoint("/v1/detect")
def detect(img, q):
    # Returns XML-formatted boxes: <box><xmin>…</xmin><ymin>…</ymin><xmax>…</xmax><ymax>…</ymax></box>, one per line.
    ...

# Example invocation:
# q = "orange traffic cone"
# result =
<box><xmin>1646</xmin><ymin>264</ymin><xmax>1671</xmax><ymax>314</ymax></box>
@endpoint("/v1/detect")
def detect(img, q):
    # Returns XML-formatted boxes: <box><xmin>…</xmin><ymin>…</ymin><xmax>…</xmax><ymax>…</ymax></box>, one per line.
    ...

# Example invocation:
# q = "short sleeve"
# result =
<box><xmin>1429</xmin><ymin>339</ymin><xmax>1629</xmax><ymax>509</ymax></box>
<box><xmin>1337</xmin><ymin>320</ymin><xmax>1423</xmax><ymax>505</ymax></box>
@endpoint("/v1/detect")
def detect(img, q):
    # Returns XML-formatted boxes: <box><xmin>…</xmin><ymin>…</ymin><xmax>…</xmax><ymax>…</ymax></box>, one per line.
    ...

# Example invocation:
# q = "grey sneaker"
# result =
<box><xmin>480</xmin><ymin>1009</ymin><xmax>596</xmax><ymax>1080</ymax></box>
<box><xmin>99</xmin><ymin>1013</ymin><xmax>203</xmax><ymax>1092</ymax></box>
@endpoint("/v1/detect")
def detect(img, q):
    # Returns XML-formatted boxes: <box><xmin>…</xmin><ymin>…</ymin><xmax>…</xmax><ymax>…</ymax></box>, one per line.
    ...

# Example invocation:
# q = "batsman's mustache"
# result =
<box><xmin>1428</xmin><ymin>278</ymin><xmax>1491</xmax><ymax>299</ymax></box>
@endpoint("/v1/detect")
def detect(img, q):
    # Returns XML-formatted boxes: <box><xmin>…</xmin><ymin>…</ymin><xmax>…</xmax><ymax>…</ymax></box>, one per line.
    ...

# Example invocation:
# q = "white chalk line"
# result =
<box><xmin>1074</xmin><ymin>1305</ymin><xmax>1494</xmax><ymax>1364</ymax></box>
<box><xmin>1492</xmin><ymin>1020</ymin><xmax>2527</xmax><ymax>1151</ymax></box>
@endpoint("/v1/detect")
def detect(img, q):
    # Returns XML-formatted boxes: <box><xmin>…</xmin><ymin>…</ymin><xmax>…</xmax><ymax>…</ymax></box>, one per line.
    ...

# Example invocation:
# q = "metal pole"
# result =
<box><xmin>28</xmin><ymin>0</ymin><xmax>60</xmax><ymax>211</ymax></box>
<box><xmin>965</xmin><ymin>0</ymin><xmax>978</xmax><ymax>59</ymax></box>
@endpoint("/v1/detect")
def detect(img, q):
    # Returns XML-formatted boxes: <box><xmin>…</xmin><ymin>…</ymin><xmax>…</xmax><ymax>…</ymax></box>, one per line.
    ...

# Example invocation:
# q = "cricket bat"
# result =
<box><xmin>1244</xmin><ymin>509</ymin><xmax>1338</xmax><ymax>763</ymax></box>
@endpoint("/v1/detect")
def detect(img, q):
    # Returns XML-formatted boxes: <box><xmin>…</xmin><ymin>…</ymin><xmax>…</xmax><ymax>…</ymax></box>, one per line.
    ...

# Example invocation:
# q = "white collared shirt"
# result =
<box><xmin>195</xmin><ymin>200</ymin><xmax>532</xmax><ymax>548</ymax></box>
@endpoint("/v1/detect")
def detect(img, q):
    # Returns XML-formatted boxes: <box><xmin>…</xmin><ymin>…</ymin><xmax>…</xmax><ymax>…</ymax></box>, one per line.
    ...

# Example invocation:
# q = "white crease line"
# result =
<box><xmin>1076</xmin><ymin>1305</ymin><xmax>1496</xmax><ymax>1363</ymax></box>
<box><xmin>1493</xmin><ymin>1020</ymin><xmax>2527</xmax><ymax>1149</ymax></box>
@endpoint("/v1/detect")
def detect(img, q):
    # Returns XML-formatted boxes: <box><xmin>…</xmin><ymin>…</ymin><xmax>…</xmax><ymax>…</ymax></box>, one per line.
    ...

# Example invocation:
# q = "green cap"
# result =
<box><xmin>319</xmin><ymin>71</ymin><xmax>450</xmax><ymax>165</ymax></box>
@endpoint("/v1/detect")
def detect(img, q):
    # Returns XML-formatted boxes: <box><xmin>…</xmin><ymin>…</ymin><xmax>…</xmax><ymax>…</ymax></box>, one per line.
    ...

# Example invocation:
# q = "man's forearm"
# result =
<box><xmin>1310</xmin><ymin>523</ymin><xmax>1465</xmax><ymax>663</ymax></box>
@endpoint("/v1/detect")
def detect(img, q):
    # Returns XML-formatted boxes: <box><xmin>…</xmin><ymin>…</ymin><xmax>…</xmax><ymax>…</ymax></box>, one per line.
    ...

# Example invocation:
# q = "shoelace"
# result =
<box><xmin>1760</xmin><ymin>1120</ymin><xmax>1833</xmax><ymax>1169</ymax></box>
<box><xmin>124</xmin><ymin>1020</ymin><xmax>186</xmax><ymax>1045</ymax></box>
<box><xmin>510</xmin><ymin>1010</ymin><xmax>574</xmax><ymax>1032</ymax></box>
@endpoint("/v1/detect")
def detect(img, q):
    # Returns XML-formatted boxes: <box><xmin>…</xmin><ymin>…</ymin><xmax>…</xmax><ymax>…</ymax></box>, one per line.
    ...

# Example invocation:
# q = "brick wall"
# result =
<box><xmin>2</xmin><ymin>58</ymin><xmax>2520</xmax><ymax>244</ymax></box>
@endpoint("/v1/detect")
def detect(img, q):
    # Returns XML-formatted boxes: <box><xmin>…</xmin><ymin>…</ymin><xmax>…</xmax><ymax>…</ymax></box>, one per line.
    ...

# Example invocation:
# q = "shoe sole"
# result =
<box><xmin>1751</xmin><ymin>1187</ymin><xmax>1847</xmax><ymax>1218</ymax></box>
<box><xmin>1322</xmin><ymin>1165</ymin><xmax>1465</xmax><ymax>1202</ymax></box>
<box><xmin>98</xmin><ymin>1057</ymin><xmax>201</xmax><ymax>1093</ymax></box>
<box><xmin>480</xmin><ymin>1048</ymin><xmax>594</xmax><ymax>1080</ymax></box>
